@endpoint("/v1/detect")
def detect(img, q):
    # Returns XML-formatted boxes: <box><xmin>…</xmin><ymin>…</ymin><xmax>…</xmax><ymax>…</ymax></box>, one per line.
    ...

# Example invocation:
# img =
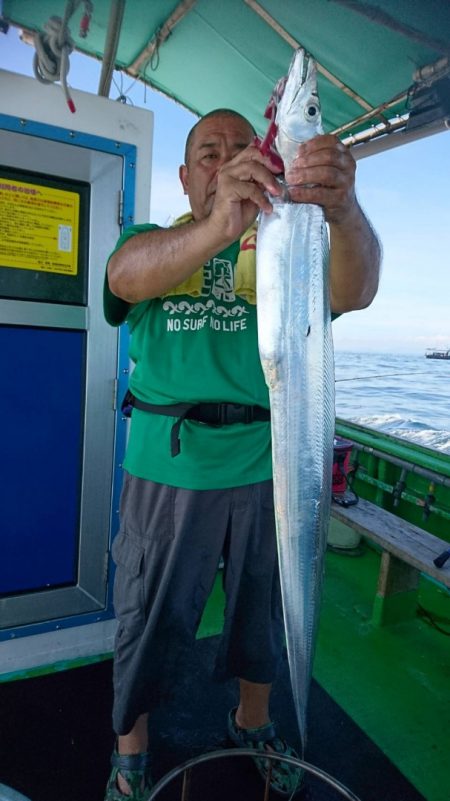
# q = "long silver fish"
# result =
<box><xmin>256</xmin><ymin>49</ymin><xmax>335</xmax><ymax>751</ymax></box>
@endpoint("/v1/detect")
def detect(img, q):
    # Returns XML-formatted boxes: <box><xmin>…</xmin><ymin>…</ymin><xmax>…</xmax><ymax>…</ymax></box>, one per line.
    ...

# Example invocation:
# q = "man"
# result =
<box><xmin>104</xmin><ymin>108</ymin><xmax>380</xmax><ymax>800</ymax></box>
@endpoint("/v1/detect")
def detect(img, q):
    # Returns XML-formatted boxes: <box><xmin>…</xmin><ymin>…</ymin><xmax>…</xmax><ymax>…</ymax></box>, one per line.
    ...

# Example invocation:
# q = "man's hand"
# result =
<box><xmin>284</xmin><ymin>134</ymin><xmax>357</xmax><ymax>225</ymax></box>
<box><xmin>208</xmin><ymin>144</ymin><xmax>282</xmax><ymax>243</ymax></box>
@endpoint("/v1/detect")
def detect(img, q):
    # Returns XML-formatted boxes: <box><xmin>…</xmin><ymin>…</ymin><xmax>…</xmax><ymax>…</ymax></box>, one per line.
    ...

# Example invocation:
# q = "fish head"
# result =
<box><xmin>274</xmin><ymin>49</ymin><xmax>323</xmax><ymax>170</ymax></box>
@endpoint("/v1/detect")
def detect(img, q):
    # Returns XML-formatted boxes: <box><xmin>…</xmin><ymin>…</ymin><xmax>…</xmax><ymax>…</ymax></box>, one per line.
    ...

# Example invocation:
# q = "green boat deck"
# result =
<box><xmin>200</xmin><ymin>543</ymin><xmax>450</xmax><ymax>801</ymax></box>
<box><xmin>1</xmin><ymin>538</ymin><xmax>447</xmax><ymax>801</ymax></box>
<box><xmin>316</xmin><ymin>547</ymin><xmax>449</xmax><ymax>801</ymax></box>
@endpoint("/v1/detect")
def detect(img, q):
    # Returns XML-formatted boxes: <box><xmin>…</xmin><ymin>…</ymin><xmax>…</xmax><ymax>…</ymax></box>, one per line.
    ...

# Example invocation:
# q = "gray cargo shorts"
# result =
<box><xmin>111</xmin><ymin>472</ymin><xmax>284</xmax><ymax>735</ymax></box>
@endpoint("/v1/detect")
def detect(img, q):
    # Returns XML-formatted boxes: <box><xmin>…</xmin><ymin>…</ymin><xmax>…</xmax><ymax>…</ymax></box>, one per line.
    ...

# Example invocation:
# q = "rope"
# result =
<box><xmin>336</xmin><ymin>370</ymin><xmax>430</xmax><ymax>383</ymax></box>
<box><xmin>32</xmin><ymin>0</ymin><xmax>93</xmax><ymax>113</ymax></box>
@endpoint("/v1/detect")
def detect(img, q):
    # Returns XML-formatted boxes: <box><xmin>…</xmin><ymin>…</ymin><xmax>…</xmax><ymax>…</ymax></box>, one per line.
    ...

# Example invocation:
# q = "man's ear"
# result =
<box><xmin>179</xmin><ymin>165</ymin><xmax>188</xmax><ymax>195</ymax></box>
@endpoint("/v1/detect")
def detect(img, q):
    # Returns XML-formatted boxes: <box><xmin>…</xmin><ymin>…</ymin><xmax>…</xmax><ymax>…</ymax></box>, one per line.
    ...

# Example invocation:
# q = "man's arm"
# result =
<box><xmin>285</xmin><ymin>134</ymin><xmax>381</xmax><ymax>314</ymax></box>
<box><xmin>108</xmin><ymin>218</ymin><xmax>224</xmax><ymax>304</ymax></box>
<box><xmin>328</xmin><ymin>202</ymin><xmax>381</xmax><ymax>313</ymax></box>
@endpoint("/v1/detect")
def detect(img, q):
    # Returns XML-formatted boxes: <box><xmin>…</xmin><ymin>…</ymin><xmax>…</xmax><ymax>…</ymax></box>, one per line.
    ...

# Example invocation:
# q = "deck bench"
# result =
<box><xmin>329</xmin><ymin>497</ymin><xmax>450</xmax><ymax>625</ymax></box>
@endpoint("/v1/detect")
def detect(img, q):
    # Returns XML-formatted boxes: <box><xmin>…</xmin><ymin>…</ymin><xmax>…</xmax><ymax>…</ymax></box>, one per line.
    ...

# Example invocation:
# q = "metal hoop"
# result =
<box><xmin>148</xmin><ymin>747</ymin><xmax>363</xmax><ymax>801</ymax></box>
<box><xmin>0</xmin><ymin>784</ymin><xmax>33</xmax><ymax>801</ymax></box>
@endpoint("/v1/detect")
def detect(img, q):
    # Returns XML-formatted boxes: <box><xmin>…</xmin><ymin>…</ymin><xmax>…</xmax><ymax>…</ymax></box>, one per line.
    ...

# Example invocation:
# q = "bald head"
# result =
<box><xmin>184</xmin><ymin>108</ymin><xmax>256</xmax><ymax>165</ymax></box>
<box><xmin>179</xmin><ymin>110</ymin><xmax>257</xmax><ymax>221</ymax></box>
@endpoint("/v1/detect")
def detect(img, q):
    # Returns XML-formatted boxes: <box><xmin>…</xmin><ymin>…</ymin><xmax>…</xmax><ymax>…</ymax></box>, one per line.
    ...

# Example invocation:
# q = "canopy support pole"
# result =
<box><xmin>97</xmin><ymin>0</ymin><xmax>126</xmax><ymax>97</ymax></box>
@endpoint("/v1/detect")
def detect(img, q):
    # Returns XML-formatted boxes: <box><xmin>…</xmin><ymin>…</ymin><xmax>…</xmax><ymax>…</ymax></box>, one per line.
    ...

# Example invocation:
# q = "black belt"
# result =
<box><xmin>121</xmin><ymin>390</ymin><xmax>270</xmax><ymax>457</ymax></box>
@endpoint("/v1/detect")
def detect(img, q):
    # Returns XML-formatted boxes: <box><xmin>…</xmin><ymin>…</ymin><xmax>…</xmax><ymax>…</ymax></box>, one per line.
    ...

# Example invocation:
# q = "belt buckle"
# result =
<box><xmin>219</xmin><ymin>403</ymin><xmax>252</xmax><ymax>425</ymax></box>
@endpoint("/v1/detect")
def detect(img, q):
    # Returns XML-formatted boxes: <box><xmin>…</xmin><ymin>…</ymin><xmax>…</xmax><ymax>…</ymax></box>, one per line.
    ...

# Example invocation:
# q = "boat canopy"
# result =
<box><xmin>2</xmin><ymin>0</ymin><xmax>450</xmax><ymax>150</ymax></box>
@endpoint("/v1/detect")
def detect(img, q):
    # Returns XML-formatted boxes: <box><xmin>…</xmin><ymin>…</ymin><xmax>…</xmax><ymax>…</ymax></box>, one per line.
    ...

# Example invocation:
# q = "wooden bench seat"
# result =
<box><xmin>330</xmin><ymin>497</ymin><xmax>450</xmax><ymax>625</ymax></box>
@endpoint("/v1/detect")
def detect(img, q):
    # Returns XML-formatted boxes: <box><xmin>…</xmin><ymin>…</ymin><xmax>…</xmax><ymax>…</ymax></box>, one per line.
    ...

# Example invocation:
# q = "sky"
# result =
<box><xmin>1</xmin><ymin>26</ymin><xmax>449</xmax><ymax>355</ymax></box>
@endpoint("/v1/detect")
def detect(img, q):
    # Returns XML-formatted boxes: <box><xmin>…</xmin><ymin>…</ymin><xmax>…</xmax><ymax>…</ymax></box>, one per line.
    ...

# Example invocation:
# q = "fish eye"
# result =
<box><xmin>305</xmin><ymin>101</ymin><xmax>320</xmax><ymax>121</ymax></box>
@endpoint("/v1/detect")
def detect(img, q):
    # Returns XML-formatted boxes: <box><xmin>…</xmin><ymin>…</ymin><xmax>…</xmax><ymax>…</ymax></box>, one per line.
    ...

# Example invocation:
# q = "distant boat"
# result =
<box><xmin>425</xmin><ymin>348</ymin><xmax>450</xmax><ymax>359</ymax></box>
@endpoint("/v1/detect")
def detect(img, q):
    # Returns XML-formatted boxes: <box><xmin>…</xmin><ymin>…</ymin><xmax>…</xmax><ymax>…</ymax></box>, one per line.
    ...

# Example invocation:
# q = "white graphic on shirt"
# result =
<box><xmin>163</xmin><ymin>257</ymin><xmax>250</xmax><ymax>333</ymax></box>
<box><xmin>163</xmin><ymin>299</ymin><xmax>248</xmax><ymax>318</ymax></box>
<box><xmin>202</xmin><ymin>259</ymin><xmax>235</xmax><ymax>301</ymax></box>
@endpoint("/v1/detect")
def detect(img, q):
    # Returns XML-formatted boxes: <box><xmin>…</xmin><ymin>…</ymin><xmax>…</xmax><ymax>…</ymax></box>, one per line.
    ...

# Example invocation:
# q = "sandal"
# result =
<box><xmin>227</xmin><ymin>707</ymin><xmax>303</xmax><ymax>797</ymax></box>
<box><xmin>104</xmin><ymin>749</ymin><xmax>152</xmax><ymax>801</ymax></box>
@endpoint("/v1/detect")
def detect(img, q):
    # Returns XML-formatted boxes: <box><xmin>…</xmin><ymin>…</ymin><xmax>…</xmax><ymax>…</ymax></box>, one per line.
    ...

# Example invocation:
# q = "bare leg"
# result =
<box><xmin>116</xmin><ymin>713</ymin><xmax>149</xmax><ymax>796</ymax></box>
<box><xmin>235</xmin><ymin>679</ymin><xmax>272</xmax><ymax>729</ymax></box>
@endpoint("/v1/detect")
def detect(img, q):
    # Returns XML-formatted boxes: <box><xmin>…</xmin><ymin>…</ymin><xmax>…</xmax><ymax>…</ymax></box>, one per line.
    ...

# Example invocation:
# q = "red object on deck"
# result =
<box><xmin>332</xmin><ymin>437</ymin><xmax>353</xmax><ymax>494</ymax></box>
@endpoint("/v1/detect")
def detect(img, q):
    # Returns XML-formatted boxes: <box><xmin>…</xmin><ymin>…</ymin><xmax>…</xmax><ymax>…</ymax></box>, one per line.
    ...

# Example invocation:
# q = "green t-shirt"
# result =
<box><xmin>104</xmin><ymin>224</ymin><xmax>272</xmax><ymax>490</ymax></box>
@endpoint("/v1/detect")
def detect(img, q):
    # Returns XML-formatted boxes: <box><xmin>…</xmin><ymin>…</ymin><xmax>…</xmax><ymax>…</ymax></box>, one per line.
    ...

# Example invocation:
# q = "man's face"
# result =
<box><xmin>179</xmin><ymin>113</ymin><xmax>254</xmax><ymax>221</ymax></box>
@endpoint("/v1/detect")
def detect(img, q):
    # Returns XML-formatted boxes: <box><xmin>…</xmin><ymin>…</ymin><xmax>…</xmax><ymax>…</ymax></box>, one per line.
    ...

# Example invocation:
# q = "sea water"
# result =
<box><xmin>335</xmin><ymin>351</ymin><xmax>450</xmax><ymax>455</ymax></box>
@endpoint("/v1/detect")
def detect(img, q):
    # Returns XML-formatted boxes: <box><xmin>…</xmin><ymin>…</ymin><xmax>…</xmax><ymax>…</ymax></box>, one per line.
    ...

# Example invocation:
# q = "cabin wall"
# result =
<box><xmin>0</xmin><ymin>69</ymin><xmax>153</xmax><ymax>677</ymax></box>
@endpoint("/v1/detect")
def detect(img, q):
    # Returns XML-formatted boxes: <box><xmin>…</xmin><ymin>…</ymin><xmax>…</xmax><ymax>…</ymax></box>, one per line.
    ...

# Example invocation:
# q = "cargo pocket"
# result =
<box><xmin>112</xmin><ymin>532</ymin><xmax>146</xmax><ymax>635</ymax></box>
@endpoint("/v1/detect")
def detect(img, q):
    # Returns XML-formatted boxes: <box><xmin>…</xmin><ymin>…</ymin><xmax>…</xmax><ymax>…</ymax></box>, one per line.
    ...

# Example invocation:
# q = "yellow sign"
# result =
<box><xmin>0</xmin><ymin>178</ymin><xmax>80</xmax><ymax>275</ymax></box>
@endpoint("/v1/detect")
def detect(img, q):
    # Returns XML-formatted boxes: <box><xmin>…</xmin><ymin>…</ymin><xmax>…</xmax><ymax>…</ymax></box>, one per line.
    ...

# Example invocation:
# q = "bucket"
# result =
<box><xmin>148</xmin><ymin>748</ymin><xmax>363</xmax><ymax>800</ymax></box>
